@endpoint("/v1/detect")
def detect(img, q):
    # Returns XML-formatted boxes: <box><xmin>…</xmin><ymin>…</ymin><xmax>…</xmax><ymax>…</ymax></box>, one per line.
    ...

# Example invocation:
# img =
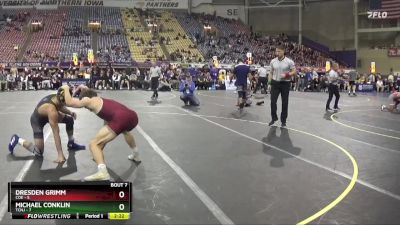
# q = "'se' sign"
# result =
<box><xmin>227</xmin><ymin>9</ymin><xmax>238</xmax><ymax>16</ymax></box>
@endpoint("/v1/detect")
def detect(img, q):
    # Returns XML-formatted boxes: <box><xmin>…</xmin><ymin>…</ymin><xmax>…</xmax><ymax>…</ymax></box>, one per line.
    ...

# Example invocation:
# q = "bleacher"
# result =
<box><xmin>122</xmin><ymin>8</ymin><xmax>165</xmax><ymax>62</ymax></box>
<box><xmin>59</xmin><ymin>7</ymin><xmax>91</xmax><ymax>62</ymax></box>
<box><xmin>158</xmin><ymin>11</ymin><xmax>203</xmax><ymax>62</ymax></box>
<box><xmin>24</xmin><ymin>9</ymin><xmax>67</xmax><ymax>62</ymax></box>
<box><xmin>0</xmin><ymin>8</ymin><xmax>331</xmax><ymax>67</ymax></box>
<box><xmin>0</xmin><ymin>10</ymin><xmax>30</xmax><ymax>62</ymax></box>
<box><xmin>93</xmin><ymin>7</ymin><xmax>132</xmax><ymax>63</ymax></box>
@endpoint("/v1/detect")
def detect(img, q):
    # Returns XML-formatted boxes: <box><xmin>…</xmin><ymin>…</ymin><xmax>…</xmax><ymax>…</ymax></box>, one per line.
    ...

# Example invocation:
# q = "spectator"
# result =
<box><xmin>6</xmin><ymin>73</ymin><xmax>15</xmax><ymax>91</ymax></box>
<box><xmin>129</xmin><ymin>72</ymin><xmax>139</xmax><ymax>90</ymax></box>
<box><xmin>197</xmin><ymin>72</ymin><xmax>207</xmax><ymax>90</ymax></box>
<box><xmin>112</xmin><ymin>72</ymin><xmax>121</xmax><ymax>90</ymax></box>
<box><xmin>120</xmin><ymin>72</ymin><xmax>130</xmax><ymax>90</ymax></box>
<box><xmin>396</xmin><ymin>74</ymin><xmax>400</xmax><ymax>91</ymax></box>
<box><xmin>179</xmin><ymin>75</ymin><xmax>200</xmax><ymax>106</ymax></box>
<box><xmin>376</xmin><ymin>78</ymin><xmax>384</xmax><ymax>92</ymax></box>
<box><xmin>0</xmin><ymin>71</ymin><xmax>7</xmax><ymax>91</ymax></box>
<box><xmin>388</xmin><ymin>73</ymin><xmax>394</xmax><ymax>91</ymax></box>
<box><xmin>41</xmin><ymin>72</ymin><xmax>51</xmax><ymax>89</ymax></box>
<box><xmin>159</xmin><ymin>76</ymin><xmax>171</xmax><ymax>92</ymax></box>
<box><xmin>254</xmin><ymin>63</ymin><xmax>268</xmax><ymax>94</ymax></box>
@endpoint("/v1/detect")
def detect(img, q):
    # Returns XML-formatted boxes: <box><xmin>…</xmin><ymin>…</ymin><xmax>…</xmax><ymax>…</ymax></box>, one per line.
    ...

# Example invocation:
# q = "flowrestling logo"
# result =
<box><xmin>367</xmin><ymin>11</ymin><xmax>388</xmax><ymax>19</ymax></box>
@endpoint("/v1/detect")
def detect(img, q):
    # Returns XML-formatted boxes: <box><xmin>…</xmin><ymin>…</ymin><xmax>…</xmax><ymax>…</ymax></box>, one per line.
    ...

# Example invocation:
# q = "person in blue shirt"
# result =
<box><xmin>179</xmin><ymin>75</ymin><xmax>200</xmax><ymax>106</ymax></box>
<box><xmin>304</xmin><ymin>69</ymin><xmax>313</xmax><ymax>91</ymax></box>
<box><xmin>233</xmin><ymin>58</ymin><xmax>250</xmax><ymax>109</ymax></box>
<box><xmin>210</xmin><ymin>66</ymin><xmax>219</xmax><ymax>89</ymax></box>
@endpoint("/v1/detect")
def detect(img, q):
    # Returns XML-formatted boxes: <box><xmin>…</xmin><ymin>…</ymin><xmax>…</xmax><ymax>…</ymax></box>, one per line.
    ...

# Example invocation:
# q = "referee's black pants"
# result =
<box><xmin>151</xmin><ymin>77</ymin><xmax>159</xmax><ymax>98</ymax></box>
<box><xmin>326</xmin><ymin>83</ymin><xmax>340</xmax><ymax>109</ymax></box>
<box><xmin>270</xmin><ymin>80</ymin><xmax>291</xmax><ymax>123</ymax></box>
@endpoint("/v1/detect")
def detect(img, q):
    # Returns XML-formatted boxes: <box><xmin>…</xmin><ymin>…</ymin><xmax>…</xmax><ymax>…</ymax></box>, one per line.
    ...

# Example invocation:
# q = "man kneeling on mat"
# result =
<box><xmin>62</xmin><ymin>85</ymin><xmax>140</xmax><ymax>181</ymax></box>
<box><xmin>8</xmin><ymin>88</ymin><xmax>85</xmax><ymax>163</ymax></box>
<box><xmin>179</xmin><ymin>75</ymin><xmax>200</xmax><ymax>106</ymax></box>
<box><xmin>381</xmin><ymin>91</ymin><xmax>400</xmax><ymax>113</ymax></box>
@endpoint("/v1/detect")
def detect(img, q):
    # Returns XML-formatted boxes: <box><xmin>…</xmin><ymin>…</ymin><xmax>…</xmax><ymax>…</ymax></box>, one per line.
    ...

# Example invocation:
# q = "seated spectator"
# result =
<box><xmin>96</xmin><ymin>70</ymin><xmax>110</xmax><ymax>90</ymax></box>
<box><xmin>197</xmin><ymin>73</ymin><xmax>207</xmax><ymax>90</ymax></box>
<box><xmin>129</xmin><ymin>73</ymin><xmax>140</xmax><ymax>90</ymax></box>
<box><xmin>142</xmin><ymin>73</ymin><xmax>151</xmax><ymax>90</ymax></box>
<box><xmin>179</xmin><ymin>75</ymin><xmax>200</xmax><ymax>106</ymax></box>
<box><xmin>6</xmin><ymin>73</ymin><xmax>16</xmax><ymax>91</ymax></box>
<box><xmin>112</xmin><ymin>72</ymin><xmax>121</xmax><ymax>90</ymax></box>
<box><xmin>159</xmin><ymin>76</ymin><xmax>171</xmax><ymax>92</ymax></box>
<box><xmin>0</xmin><ymin>71</ymin><xmax>8</xmax><ymax>91</ymax></box>
<box><xmin>377</xmin><ymin>79</ymin><xmax>384</xmax><ymax>92</ymax></box>
<box><xmin>51</xmin><ymin>73</ymin><xmax>61</xmax><ymax>90</ymax></box>
<box><xmin>120</xmin><ymin>72</ymin><xmax>130</xmax><ymax>90</ymax></box>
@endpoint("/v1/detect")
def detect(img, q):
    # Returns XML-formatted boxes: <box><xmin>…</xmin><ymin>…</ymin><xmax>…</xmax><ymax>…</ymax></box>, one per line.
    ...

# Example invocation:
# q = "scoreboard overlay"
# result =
<box><xmin>8</xmin><ymin>182</ymin><xmax>131</xmax><ymax>220</ymax></box>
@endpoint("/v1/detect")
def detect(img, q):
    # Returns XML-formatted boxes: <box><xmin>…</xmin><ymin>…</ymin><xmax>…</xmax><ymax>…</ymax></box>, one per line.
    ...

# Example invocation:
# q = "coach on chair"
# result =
<box><xmin>268</xmin><ymin>45</ymin><xmax>297</xmax><ymax>128</ymax></box>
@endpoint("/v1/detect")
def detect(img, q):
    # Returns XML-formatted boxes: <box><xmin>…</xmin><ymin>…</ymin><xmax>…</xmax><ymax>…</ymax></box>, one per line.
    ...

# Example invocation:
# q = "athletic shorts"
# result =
<box><xmin>30</xmin><ymin>112</ymin><xmax>73</xmax><ymax>139</ymax></box>
<box><xmin>107</xmin><ymin>110</ymin><xmax>139</xmax><ymax>135</ymax></box>
<box><xmin>30</xmin><ymin>113</ymin><xmax>48</xmax><ymax>139</ymax></box>
<box><xmin>349</xmin><ymin>81</ymin><xmax>355</xmax><ymax>86</ymax></box>
<box><xmin>237</xmin><ymin>84</ymin><xmax>247</xmax><ymax>100</ymax></box>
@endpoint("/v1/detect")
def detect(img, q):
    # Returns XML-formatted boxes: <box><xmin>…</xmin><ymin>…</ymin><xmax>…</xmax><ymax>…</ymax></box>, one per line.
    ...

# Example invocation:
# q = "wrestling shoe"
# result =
<box><xmin>128</xmin><ymin>152</ymin><xmax>142</xmax><ymax>162</ymax></box>
<box><xmin>8</xmin><ymin>134</ymin><xmax>19</xmax><ymax>154</ymax></box>
<box><xmin>281</xmin><ymin>123</ymin><xmax>287</xmax><ymax>128</ymax></box>
<box><xmin>83</xmin><ymin>170</ymin><xmax>110</xmax><ymax>181</ymax></box>
<box><xmin>67</xmin><ymin>141</ymin><xmax>86</xmax><ymax>151</ymax></box>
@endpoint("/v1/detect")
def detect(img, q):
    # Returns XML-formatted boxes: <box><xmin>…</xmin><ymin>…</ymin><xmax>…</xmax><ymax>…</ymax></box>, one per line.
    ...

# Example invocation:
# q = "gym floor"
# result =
<box><xmin>0</xmin><ymin>89</ymin><xmax>399</xmax><ymax>225</ymax></box>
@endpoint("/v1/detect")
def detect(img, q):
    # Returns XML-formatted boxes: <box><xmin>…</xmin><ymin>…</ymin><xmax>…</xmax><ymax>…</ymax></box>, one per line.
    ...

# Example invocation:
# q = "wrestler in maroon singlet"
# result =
<box><xmin>97</xmin><ymin>98</ymin><xmax>139</xmax><ymax>135</ymax></box>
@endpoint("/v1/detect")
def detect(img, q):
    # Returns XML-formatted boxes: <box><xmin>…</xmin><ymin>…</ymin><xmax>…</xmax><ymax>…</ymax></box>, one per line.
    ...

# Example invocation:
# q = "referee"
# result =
<box><xmin>150</xmin><ymin>63</ymin><xmax>161</xmax><ymax>100</ymax></box>
<box><xmin>326</xmin><ymin>62</ymin><xmax>341</xmax><ymax>111</ymax></box>
<box><xmin>269</xmin><ymin>45</ymin><xmax>296</xmax><ymax>128</ymax></box>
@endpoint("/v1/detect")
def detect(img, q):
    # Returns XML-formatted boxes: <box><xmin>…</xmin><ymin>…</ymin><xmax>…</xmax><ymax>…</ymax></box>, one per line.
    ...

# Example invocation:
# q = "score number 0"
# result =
<box><xmin>118</xmin><ymin>191</ymin><xmax>125</xmax><ymax>211</ymax></box>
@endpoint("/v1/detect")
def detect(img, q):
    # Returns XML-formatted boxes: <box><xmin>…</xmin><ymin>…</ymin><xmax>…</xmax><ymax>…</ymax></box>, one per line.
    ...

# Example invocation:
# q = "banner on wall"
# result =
<box><xmin>370</xmin><ymin>61</ymin><xmax>376</xmax><ymax>73</ymax></box>
<box><xmin>0</xmin><ymin>0</ymin><xmax>189</xmax><ymax>8</ymax></box>
<box><xmin>388</xmin><ymin>48</ymin><xmax>400</xmax><ymax>57</ymax></box>
<box><xmin>0</xmin><ymin>0</ymin><xmax>105</xmax><ymax>8</ymax></box>
<box><xmin>134</xmin><ymin>0</ymin><xmax>188</xmax><ymax>9</ymax></box>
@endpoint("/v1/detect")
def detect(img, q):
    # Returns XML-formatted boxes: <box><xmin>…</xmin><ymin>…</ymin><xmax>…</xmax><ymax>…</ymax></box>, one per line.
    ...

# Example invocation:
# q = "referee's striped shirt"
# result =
<box><xmin>270</xmin><ymin>57</ymin><xmax>295</xmax><ymax>82</ymax></box>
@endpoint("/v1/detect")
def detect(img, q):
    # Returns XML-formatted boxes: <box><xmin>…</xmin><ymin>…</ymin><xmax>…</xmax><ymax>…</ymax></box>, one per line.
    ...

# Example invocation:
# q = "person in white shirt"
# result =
<box><xmin>376</xmin><ymin>78</ymin><xmax>384</xmax><ymax>92</ymax></box>
<box><xmin>112</xmin><ymin>72</ymin><xmax>121</xmax><ymax>90</ymax></box>
<box><xmin>326</xmin><ymin>62</ymin><xmax>341</xmax><ymax>111</ymax></box>
<box><xmin>254</xmin><ymin>63</ymin><xmax>268</xmax><ymax>94</ymax></box>
<box><xmin>149</xmin><ymin>63</ymin><xmax>161</xmax><ymax>100</ymax></box>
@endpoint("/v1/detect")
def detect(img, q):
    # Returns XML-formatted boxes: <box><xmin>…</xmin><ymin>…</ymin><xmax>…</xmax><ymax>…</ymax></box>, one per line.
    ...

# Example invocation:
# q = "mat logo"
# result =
<box><xmin>367</xmin><ymin>11</ymin><xmax>388</xmax><ymax>19</ymax></box>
